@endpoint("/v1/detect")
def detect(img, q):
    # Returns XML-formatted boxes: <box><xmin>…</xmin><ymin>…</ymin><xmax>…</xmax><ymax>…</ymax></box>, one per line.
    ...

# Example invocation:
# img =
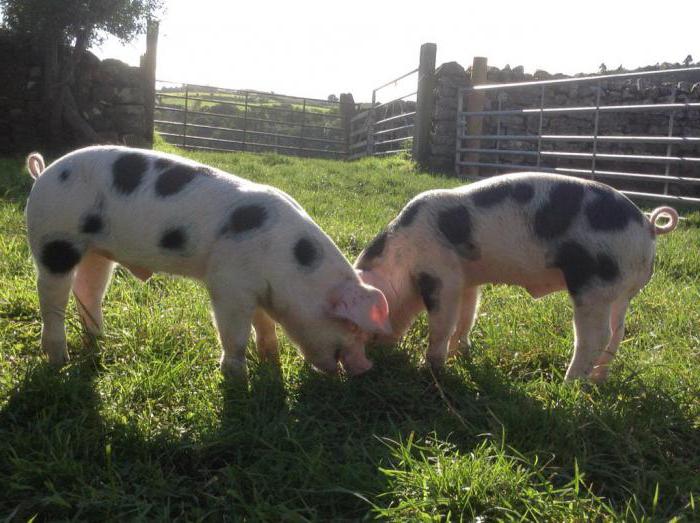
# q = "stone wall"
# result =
<box><xmin>428</xmin><ymin>60</ymin><xmax>700</xmax><ymax>193</ymax></box>
<box><xmin>0</xmin><ymin>32</ymin><xmax>151</xmax><ymax>155</ymax></box>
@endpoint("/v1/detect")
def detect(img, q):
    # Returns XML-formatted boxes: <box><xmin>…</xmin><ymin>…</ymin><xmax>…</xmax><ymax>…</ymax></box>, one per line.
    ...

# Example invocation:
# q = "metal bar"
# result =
<box><xmin>158</xmin><ymin>81</ymin><xmax>342</xmax><ymax>106</ymax></box>
<box><xmin>156</xmin><ymin>92</ymin><xmax>342</xmax><ymax>120</ymax></box>
<box><xmin>243</xmin><ymin>92</ymin><xmax>249</xmax><ymax>151</ymax></box>
<box><xmin>167</xmin><ymin>143</ymin><xmax>344</xmax><ymax>158</ymax></box>
<box><xmin>457</xmin><ymin>147</ymin><xmax>700</xmax><ymax>164</ymax></box>
<box><xmin>373</xmin><ymin>124</ymin><xmax>415</xmax><ymax>137</ymax></box>
<box><xmin>373</xmin><ymin>67</ymin><xmax>419</xmax><ymax>92</ymax></box>
<box><xmin>464</xmin><ymin>66</ymin><xmax>700</xmax><ymax>91</ymax></box>
<box><xmin>154</xmin><ymin>121</ymin><xmax>346</xmax><ymax>145</ymax></box>
<box><xmin>458</xmin><ymin>134</ymin><xmax>700</xmax><ymax>144</ymax></box>
<box><xmin>374</xmin><ymin>136</ymin><xmax>414</xmax><ymax>147</ymax></box>
<box><xmin>541</xmin><ymin>151</ymin><xmax>700</xmax><ymax>164</ymax></box>
<box><xmin>536</xmin><ymin>85</ymin><xmax>544</xmax><ymax>167</ymax></box>
<box><xmin>372</xmin><ymin>92</ymin><xmax>418</xmax><ymax>111</ymax></box>
<box><xmin>374</xmin><ymin>148</ymin><xmax>412</xmax><ymax>156</ymax></box>
<box><xmin>374</xmin><ymin>111</ymin><xmax>417</xmax><ymax>127</ymax></box>
<box><xmin>300</xmin><ymin>98</ymin><xmax>307</xmax><ymax>157</ymax></box>
<box><xmin>167</xmin><ymin>133</ymin><xmax>344</xmax><ymax>155</ymax></box>
<box><xmin>663</xmin><ymin>87</ymin><xmax>677</xmax><ymax>195</ymax></box>
<box><xmin>455</xmin><ymin>86</ymin><xmax>464</xmax><ymax>176</ymax></box>
<box><xmin>182</xmin><ymin>85</ymin><xmax>189</xmax><ymax>147</ymax></box>
<box><xmin>460</xmin><ymin>102</ymin><xmax>700</xmax><ymax>117</ymax></box>
<box><xmin>591</xmin><ymin>81</ymin><xmax>601</xmax><ymax>179</ymax></box>
<box><xmin>495</xmin><ymin>92</ymin><xmax>504</xmax><ymax>170</ymax></box>
<box><xmin>156</xmin><ymin>106</ymin><xmax>342</xmax><ymax>133</ymax></box>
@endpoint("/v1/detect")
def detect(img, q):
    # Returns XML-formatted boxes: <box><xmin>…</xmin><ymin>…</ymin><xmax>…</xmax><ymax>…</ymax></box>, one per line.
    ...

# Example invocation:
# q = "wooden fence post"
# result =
<box><xmin>339</xmin><ymin>93</ymin><xmax>356</xmax><ymax>158</ymax></box>
<box><xmin>413</xmin><ymin>42</ymin><xmax>437</xmax><ymax>167</ymax></box>
<box><xmin>140</xmin><ymin>19</ymin><xmax>159</xmax><ymax>148</ymax></box>
<box><xmin>464</xmin><ymin>56</ymin><xmax>488</xmax><ymax>176</ymax></box>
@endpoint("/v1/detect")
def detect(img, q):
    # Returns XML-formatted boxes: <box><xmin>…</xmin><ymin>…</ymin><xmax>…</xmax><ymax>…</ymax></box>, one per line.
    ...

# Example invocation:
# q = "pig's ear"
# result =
<box><xmin>328</xmin><ymin>280</ymin><xmax>392</xmax><ymax>335</ymax></box>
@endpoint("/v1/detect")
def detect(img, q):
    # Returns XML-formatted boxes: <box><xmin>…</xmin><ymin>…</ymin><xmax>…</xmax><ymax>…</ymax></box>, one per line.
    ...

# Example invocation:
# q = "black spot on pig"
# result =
<box><xmin>81</xmin><ymin>213</ymin><xmax>103</xmax><ymax>234</ymax></box>
<box><xmin>294</xmin><ymin>237</ymin><xmax>321</xmax><ymax>268</ymax></box>
<box><xmin>585</xmin><ymin>186</ymin><xmax>643</xmax><ymax>231</ymax></box>
<box><xmin>437</xmin><ymin>205</ymin><xmax>479</xmax><ymax>259</ymax></box>
<box><xmin>356</xmin><ymin>229</ymin><xmax>389</xmax><ymax>269</ymax></box>
<box><xmin>222</xmin><ymin>204</ymin><xmax>268</xmax><ymax>235</ymax></box>
<box><xmin>59</xmin><ymin>170</ymin><xmax>70</xmax><ymax>182</ymax></box>
<box><xmin>511</xmin><ymin>182</ymin><xmax>535</xmax><ymax>203</ymax></box>
<box><xmin>159</xmin><ymin>227</ymin><xmax>187</xmax><ymax>250</ymax></box>
<box><xmin>155</xmin><ymin>163</ymin><xmax>200</xmax><ymax>196</ymax></box>
<box><xmin>417</xmin><ymin>272</ymin><xmax>442</xmax><ymax>312</ymax></box>
<box><xmin>534</xmin><ymin>181</ymin><xmax>584</xmax><ymax>240</ymax></box>
<box><xmin>41</xmin><ymin>240</ymin><xmax>82</xmax><ymax>274</ymax></box>
<box><xmin>596</xmin><ymin>253</ymin><xmax>620</xmax><ymax>281</ymax></box>
<box><xmin>397</xmin><ymin>200</ymin><xmax>424</xmax><ymax>227</ymax></box>
<box><xmin>472</xmin><ymin>183</ymin><xmax>511</xmax><ymax>207</ymax></box>
<box><xmin>113</xmin><ymin>153</ymin><xmax>148</xmax><ymax>195</ymax></box>
<box><xmin>154</xmin><ymin>158</ymin><xmax>174</xmax><ymax>170</ymax></box>
<box><xmin>553</xmin><ymin>241</ymin><xmax>620</xmax><ymax>297</ymax></box>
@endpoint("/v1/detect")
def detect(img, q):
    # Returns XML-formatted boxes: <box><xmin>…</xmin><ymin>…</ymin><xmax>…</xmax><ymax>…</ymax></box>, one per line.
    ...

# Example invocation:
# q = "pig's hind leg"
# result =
<box><xmin>589</xmin><ymin>296</ymin><xmax>631</xmax><ymax>383</ymax></box>
<box><xmin>448</xmin><ymin>285</ymin><xmax>481</xmax><ymax>358</ymax></box>
<box><xmin>564</xmin><ymin>299</ymin><xmax>613</xmax><ymax>381</ymax></box>
<box><xmin>73</xmin><ymin>250</ymin><xmax>116</xmax><ymax>336</ymax></box>
<box><xmin>253</xmin><ymin>308</ymin><xmax>279</xmax><ymax>364</ymax></box>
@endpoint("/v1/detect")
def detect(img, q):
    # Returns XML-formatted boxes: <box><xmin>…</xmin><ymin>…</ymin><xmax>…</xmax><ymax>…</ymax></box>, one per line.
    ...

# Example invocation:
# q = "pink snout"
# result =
<box><xmin>339</xmin><ymin>347</ymin><xmax>373</xmax><ymax>376</ymax></box>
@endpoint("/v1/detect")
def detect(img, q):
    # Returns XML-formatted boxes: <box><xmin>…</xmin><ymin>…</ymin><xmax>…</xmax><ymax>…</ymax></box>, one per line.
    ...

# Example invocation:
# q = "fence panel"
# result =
<box><xmin>456</xmin><ymin>67</ymin><xmax>700</xmax><ymax>206</ymax></box>
<box><xmin>154</xmin><ymin>82</ymin><xmax>347</xmax><ymax>159</ymax></box>
<box><xmin>349</xmin><ymin>68</ymin><xmax>418</xmax><ymax>160</ymax></box>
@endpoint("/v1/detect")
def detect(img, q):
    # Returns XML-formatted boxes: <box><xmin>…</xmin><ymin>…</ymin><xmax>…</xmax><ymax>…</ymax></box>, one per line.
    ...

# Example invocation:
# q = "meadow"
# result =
<box><xmin>0</xmin><ymin>140</ymin><xmax>698</xmax><ymax>520</ymax></box>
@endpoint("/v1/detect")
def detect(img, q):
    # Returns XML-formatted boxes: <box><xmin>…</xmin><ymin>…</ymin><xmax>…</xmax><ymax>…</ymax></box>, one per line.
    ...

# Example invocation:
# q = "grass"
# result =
<box><xmin>0</xmin><ymin>140</ymin><xmax>698</xmax><ymax>520</ymax></box>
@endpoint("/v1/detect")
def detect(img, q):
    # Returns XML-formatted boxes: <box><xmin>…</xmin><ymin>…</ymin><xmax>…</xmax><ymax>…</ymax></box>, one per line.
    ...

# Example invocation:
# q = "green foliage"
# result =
<box><xmin>0</xmin><ymin>0</ymin><xmax>163</xmax><ymax>45</ymax></box>
<box><xmin>0</xmin><ymin>148</ymin><xmax>698</xmax><ymax>520</ymax></box>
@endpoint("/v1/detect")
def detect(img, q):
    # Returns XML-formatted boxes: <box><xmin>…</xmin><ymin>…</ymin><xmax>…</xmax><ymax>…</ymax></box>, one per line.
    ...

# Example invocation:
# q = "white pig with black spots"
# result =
<box><xmin>25</xmin><ymin>146</ymin><xmax>391</xmax><ymax>379</ymax></box>
<box><xmin>355</xmin><ymin>172</ymin><xmax>678</xmax><ymax>383</ymax></box>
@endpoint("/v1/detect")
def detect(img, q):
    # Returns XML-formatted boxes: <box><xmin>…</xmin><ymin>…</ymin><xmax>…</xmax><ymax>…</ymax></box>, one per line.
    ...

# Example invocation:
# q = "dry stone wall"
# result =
<box><xmin>0</xmin><ymin>32</ymin><xmax>150</xmax><ymax>155</ymax></box>
<box><xmin>429</xmin><ymin>60</ymin><xmax>700</xmax><ymax>194</ymax></box>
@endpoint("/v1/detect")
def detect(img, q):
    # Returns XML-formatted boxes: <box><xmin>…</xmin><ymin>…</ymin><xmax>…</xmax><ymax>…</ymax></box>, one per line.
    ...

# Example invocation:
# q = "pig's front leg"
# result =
<box><xmin>253</xmin><ymin>308</ymin><xmax>279</xmax><ymax>364</ymax></box>
<box><xmin>417</xmin><ymin>271</ymin><xmax>462</xmax><ymax>370</ymax></box>
<box><xmin>564</xmin><ymin>300</ymin><xmax>612</xmax><ymax>381</ymax></box>
<box><xmin>448</xmin><ymin>285</ymin><xmax>481</xmax><ymax>359</ymax></box>
<box><xmin>208</xmin><ymin>285</ymin><xmax>255</xmax><ymax>380</ymax></box>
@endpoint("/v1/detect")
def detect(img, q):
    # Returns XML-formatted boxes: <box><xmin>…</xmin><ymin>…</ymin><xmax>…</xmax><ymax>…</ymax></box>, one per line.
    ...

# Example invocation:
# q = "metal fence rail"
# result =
<box><xmin>349</xmin><ymin>68</ymin><xmax>418</xmax><ymax>160</ymax></box>
<box><xmin>154</xmin><ymin>81</ymin><xmax>346</xmax><ymax>159</ymax></box>
<box><xmin>456</xmin><ymin>66</ymin><xmax>700</xmax><ymax>206</ymax></box>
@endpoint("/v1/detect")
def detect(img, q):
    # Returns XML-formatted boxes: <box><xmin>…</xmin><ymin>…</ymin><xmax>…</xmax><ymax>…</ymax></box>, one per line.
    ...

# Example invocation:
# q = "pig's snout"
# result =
<box><xmin>338</xmin><ymin>347</ymin><xmax>373</xmax><ymax>376</ymax></box>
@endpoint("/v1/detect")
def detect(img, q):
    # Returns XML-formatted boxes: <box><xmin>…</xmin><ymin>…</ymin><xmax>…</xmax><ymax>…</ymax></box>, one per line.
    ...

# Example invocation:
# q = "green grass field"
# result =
<box><xmin>0</xmin><ymin>142</ymin><xmax>698</xmax><ymax>520</ymax></box>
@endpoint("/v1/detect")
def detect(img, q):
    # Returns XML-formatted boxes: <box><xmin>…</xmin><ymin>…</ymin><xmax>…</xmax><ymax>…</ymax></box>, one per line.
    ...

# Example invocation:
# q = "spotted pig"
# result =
<box><xmin>25</xmin><ymin>146</ymin><xmax>390</xmax><ymax>379</ymax></box>
<box><xmin>355</xmin><ymin>172</ymin><xmax>679</xmax><ymax>383</ymax></box>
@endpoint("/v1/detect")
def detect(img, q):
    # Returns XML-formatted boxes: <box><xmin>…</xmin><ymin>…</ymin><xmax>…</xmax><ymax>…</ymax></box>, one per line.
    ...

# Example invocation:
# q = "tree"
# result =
<box><xmin>0</xmin><ymin>0</ymin><xmax>163</xmax><ymax>146</ymax></box>
<box><xmin>683</xmin><ymin>55</ymin><xmax>693</xmax><ymax>67</ymax></box>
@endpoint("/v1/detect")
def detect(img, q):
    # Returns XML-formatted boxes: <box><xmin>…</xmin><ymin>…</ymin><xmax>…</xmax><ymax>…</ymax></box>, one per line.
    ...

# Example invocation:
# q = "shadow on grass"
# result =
<box><xmin>0</xmin><ymin>340</ymin><xmax>696</xmax><ymax>519</ymax></box>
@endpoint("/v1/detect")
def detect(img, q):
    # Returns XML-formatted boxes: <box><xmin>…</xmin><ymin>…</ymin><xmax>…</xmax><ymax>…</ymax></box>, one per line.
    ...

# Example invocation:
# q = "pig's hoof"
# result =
<box><xmin>425</xmin><ymin>355</ymin><xmax>446</xmax><ymax>373</ymax></box>
<box><xmin>45</xmin><ymin>344</ymin><xmax>69</xmax><ymax>367</ymax></box>
<box><xmin>220</xmin><ymin>358</ymin><xmax>248</xmax><ymax>381</ymax></box>
<box><xmin>588</xmin><ymin>367</ymin><xmax>610</xmax><ymax>385</ymax></box>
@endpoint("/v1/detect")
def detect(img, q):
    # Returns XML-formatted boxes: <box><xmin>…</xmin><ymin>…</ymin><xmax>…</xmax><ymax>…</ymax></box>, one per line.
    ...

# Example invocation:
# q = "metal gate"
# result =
<box><xmin>456</xmin><ymin>67</ymin><xmax>700</xmax><ymax>206</ymax></box>
<box><xmin>348</xmin><ymin>68</ymin><xmax>418</xmax><ymax>160</ymax></box>
<box><xmin>154</xmin><ymin>81</ymin><xmax>347</xmax><ymax>159</ymax></box>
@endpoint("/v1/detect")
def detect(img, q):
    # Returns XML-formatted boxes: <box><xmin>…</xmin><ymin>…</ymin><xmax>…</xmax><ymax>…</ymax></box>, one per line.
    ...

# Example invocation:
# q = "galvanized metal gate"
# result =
<box><xmin>456</xmin><ymin>67</ymin><xmax>700</xmax><ymax>206</ymax></box>
<box><xmin>349</xmin><ymin>68</ymin><xmax>418</xmax><ymax>159</ymax></box>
